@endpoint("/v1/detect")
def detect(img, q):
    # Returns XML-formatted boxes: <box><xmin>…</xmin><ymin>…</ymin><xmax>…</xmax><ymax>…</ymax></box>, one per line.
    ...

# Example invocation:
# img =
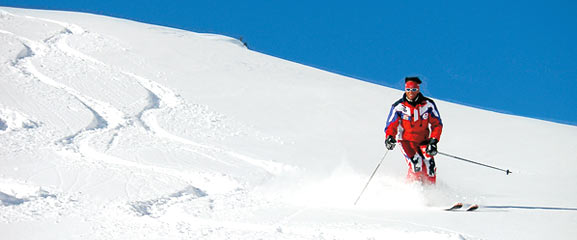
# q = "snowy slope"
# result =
<box><xmin>1</xmin><ymin>7</ymin><xmax>576</xmax><ymax>240</ymax></box>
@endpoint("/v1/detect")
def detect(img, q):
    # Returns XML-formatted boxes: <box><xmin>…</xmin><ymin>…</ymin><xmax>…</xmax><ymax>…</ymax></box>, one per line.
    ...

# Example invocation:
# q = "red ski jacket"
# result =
<box><xmin>385</xmin><ymin>93</ymin><xmax>443</xmax><ymax>144</ymax></box>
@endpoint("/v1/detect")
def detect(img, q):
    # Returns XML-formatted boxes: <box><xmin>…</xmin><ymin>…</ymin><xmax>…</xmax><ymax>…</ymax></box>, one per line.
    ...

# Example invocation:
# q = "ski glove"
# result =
<box><xmin>426</xmin><ymin>138</ymin><xmax>438</xmax><ymax>156</ymax></box>
<box><xmin>385</xmin><ymin>135</ymin><xmax>396</xmax><ymax>150</ymax></box>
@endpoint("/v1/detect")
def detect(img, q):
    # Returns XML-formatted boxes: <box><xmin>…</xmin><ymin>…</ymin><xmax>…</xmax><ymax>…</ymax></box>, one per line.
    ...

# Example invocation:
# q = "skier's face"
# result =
<box><xmin>405</xmin><ymin>86</ymin><xmax>419</xmax><ymax>100</ymax></box>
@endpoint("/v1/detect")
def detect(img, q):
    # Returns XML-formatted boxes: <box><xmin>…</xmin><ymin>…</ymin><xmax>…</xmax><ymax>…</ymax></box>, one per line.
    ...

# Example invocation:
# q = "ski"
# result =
<box><xmin>466</xmin><ymin>204</ymin><xmax>479</xmax><ymax>211</ymax></box>
<box><xmin>445</xmin><ymin>203</ymin><xmax>479</xmax><ymax>212</ymax></box>
<box><xmin>445</xmin><ymin>202</ymin><xmax>463</xmax><ymax>211</ymax></box>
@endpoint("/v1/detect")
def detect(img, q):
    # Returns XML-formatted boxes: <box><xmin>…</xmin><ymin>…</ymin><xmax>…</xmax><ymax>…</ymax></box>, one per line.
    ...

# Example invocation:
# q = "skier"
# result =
<box><xmin>384</xmin><ymin>76</ymin><xmax>443</xmax><ymax>184</ymax></box>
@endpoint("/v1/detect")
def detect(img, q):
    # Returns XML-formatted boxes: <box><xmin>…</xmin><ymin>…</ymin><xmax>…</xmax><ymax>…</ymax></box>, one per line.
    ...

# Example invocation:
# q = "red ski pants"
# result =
<box><xmin>399</xmin><ymin>140</ymin><xmax>436</xmax><ymax>184</ymax></box>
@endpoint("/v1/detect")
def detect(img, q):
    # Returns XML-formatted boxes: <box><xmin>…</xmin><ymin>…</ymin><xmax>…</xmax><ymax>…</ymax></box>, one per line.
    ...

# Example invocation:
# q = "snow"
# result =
<box><xmin>1</xmin><ymin>6</ymin><xmax>577</xmax><ymax>239</ymax></box>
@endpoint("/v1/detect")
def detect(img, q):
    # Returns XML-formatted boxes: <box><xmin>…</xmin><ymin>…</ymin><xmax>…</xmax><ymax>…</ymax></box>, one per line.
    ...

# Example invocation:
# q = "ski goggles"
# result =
<box><xmin>405</xmin><ymin>88</ymin><xmax>419</xmax><ymax>92</ymax></box>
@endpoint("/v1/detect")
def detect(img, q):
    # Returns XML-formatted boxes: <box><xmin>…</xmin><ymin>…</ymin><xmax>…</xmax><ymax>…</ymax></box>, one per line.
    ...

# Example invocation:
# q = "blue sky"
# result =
<box><xmin>3</xmin><ymin>1</ymin><xmax>577</xmax><ymax>125</ymax></box>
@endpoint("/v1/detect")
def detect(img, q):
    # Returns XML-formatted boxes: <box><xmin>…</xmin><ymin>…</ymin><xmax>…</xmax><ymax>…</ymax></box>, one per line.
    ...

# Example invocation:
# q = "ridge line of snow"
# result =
<box><xmin>22</xmin><ymin>14</ymin><xmax>85</xmax><ymax>34</ymax></box>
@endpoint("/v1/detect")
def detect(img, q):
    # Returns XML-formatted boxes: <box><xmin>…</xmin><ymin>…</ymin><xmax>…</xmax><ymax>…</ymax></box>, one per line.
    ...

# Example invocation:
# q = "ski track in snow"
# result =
<box><xmin>0</xmin><ymin>178</ymin><xmax>83</xmax><ymax>224</ymax></box>
<box><xmin>0</xmin><ymin>108</ymin><xmax>40</xmax><ymax>133</ymax></box>
<box><xmin>1</xmin><ymin>12</ymin><xmax>289</xmax><ymax>187</ymax></box>
<box><xmin>46</xmin><ymin>14</ymin><xmax>286</xmax><ymax>176</ymax></box>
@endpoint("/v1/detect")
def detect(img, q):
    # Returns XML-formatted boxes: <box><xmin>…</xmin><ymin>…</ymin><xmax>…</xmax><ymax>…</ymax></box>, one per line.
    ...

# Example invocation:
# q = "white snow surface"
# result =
<box><xmin>1</xmin><ymin>7</ymin><xmax>576</xmax><ymax>240</ymax></box>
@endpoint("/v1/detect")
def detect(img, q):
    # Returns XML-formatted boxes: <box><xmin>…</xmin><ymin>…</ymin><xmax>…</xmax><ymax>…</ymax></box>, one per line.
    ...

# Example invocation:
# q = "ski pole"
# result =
<box><xmin>438</xmin><ymin>151</ymin><xmax>512</xmax><ymax>175</ymax></box>
<box><xmin>354</xmin><ymin>150</ymin><xmax>390</xmax><ymax>205</ymax></box>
